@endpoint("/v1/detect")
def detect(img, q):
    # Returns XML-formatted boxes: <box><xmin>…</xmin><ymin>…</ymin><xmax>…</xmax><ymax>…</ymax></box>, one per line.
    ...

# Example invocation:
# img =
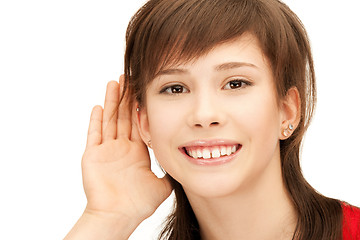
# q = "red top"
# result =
<box><xmin>343</xmin><ymin>203</ymin><xmax>360</xmax><ymax>240</ymax></box>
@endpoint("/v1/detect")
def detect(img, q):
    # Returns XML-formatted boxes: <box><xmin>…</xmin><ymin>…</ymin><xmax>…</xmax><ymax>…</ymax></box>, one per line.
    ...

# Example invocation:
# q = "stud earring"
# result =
<box><xmin>147</xmin><ymin>140</ymin><xmax>152</xmax><ymax>148</ymax></box>
<box><xmin>282</xmin><ymin>123</ymin><xmax>294</xmax><ymax>138</ymax></box>
<box><xmin>136</xmin><ymin>107</ymin><xmax>140</xmax><ymax>112</ymax></box>
<box><xmin>282</xmin><ymin>129</ymin><xmax>289</xmax><ymax>137</ymax></box>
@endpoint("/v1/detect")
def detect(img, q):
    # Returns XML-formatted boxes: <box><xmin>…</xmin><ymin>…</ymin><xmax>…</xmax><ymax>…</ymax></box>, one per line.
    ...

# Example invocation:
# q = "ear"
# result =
<box><xmin>279</xmin><ymin>87</ymin><xmax>301</xmax><ymax>140</ymax></box>
<box><xmin>134</xmin><ymin>102</ymin><xmax>151</xmax><ymax>146</ymax></box>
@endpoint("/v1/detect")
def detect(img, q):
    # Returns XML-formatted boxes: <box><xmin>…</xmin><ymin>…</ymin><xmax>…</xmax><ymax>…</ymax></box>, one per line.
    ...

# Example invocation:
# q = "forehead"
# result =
<box><xmin>156</xmin><ymin>33</ymin><xmax>271</xmax><ymax>76</ymax></box>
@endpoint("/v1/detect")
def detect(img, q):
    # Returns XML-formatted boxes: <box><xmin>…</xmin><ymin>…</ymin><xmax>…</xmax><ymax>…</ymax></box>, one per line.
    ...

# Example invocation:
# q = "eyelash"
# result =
<box><xmin>159</xmin><ymin>79</ymin><xmax>252</xmax><ymax>95</ymax></box>
<box><xmin>159</xmin><ymin>84</ymin><xmax>189</xmax><ymax>94</ymax></box>
<box><xmin>223</xmin><ymin>79</ymin><xmax>252</xmax><ymax>90</ymax></box>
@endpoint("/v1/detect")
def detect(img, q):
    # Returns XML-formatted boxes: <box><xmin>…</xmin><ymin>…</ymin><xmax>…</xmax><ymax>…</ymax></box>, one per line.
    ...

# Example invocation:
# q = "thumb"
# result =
<box><xmin>160</xmin><ymin>173</ymin><xmax>174</xmax><ymax>198</ymax></box>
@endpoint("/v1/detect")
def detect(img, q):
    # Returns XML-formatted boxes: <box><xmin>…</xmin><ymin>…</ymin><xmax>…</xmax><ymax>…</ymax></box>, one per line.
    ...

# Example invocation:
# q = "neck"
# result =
<box><xmin>184</xmin><ymin>150</ymin><xmax>298</xmax><ymax>240</ymax></box>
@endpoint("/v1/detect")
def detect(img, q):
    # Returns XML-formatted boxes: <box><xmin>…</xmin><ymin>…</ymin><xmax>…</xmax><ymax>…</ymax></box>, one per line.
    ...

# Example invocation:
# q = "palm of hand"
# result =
<box><xmin>81</xmin><ymin>77</ymin><xmax>172</xmax><ymax>220</ymax></box>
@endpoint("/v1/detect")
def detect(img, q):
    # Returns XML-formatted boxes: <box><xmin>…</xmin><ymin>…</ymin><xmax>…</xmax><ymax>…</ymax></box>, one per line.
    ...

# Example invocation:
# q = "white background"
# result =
<box><xmin>0</xmin><ymin>0</ymin><xmax>359</xmax><ymax>239</ymax></box>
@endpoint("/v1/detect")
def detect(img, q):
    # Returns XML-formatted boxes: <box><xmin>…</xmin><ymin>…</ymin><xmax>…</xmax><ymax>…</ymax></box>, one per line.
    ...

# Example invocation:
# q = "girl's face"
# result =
<box><xmin>139</xmin><ymin>33</ymin><xmax>291</xmax><ymax>198</ymax></box>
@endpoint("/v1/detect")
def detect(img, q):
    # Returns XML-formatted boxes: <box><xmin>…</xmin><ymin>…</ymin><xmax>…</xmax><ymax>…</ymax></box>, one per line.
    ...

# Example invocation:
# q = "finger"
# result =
<box><xmin>117</xmin><ymin>75</ymin><xmax>132</xmax><ymax>139</ymax></box>
<box><xmin>102</xmin><ymin>81</ymin><xmax>119</xmax><ymax>142</ymax></box>
<box><xmin>160</xmin><ymin>173</ymin><xmax>174</xmax><ymax>198</ymax></box>
<box><xmin>86</xmin><ymin>105</ymin><xmax>103</xmax><ymax>148</ymax></box>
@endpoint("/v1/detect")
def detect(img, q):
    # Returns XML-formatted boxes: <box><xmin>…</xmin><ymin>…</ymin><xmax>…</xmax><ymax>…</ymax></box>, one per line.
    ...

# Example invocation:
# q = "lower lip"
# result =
<box><xmin>180</xmin><ymin>145</ymin><xmax>242</xmax><ymax>166</ymax></box>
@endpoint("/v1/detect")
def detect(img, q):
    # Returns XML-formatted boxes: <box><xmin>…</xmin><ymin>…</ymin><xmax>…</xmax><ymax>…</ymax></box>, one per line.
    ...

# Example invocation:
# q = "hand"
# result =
<box><xmin>81</xmin><ymin>75</ymin><xmax>173</xmax><ymax>221</ymax></box>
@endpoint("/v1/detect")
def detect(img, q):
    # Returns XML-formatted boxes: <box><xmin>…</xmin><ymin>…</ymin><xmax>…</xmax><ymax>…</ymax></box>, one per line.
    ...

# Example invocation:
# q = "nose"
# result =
<box><xmin>188</xmin><ymin>91</ymin><xmax>225</xmax><ymax>129</ymax></box>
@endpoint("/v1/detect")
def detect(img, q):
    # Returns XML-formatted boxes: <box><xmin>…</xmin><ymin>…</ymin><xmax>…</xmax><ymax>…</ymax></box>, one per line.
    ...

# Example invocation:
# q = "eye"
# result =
<box><xmin>223</xmin><ymin>79</ymin><xmax>251</xmax><ymax>90</ymax></box>
<box><xmin>160</xmin><ymin>84</ymin><xmax>189</xmax><ymax>94</ymax></box>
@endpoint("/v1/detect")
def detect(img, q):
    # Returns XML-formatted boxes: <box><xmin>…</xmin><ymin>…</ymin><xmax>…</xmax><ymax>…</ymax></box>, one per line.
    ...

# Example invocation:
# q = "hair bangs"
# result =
<box><xmin>136</xmin><ymin>0</ymin><xmax>260</xmax><ymax>82</ymax></box>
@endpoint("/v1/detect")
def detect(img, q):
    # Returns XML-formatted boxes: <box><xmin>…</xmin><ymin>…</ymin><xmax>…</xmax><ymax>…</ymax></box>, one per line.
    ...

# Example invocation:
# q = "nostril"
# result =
<box><xmin>195</xmin><ymin>122</ymin><xmax>219</xmax><ymax>127</ymax></box>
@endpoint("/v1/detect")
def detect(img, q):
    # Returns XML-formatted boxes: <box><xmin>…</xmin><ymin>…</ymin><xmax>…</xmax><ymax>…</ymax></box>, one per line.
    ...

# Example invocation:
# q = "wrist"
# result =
<box><xmin>65</xmin><ymin>208</ymin><xmax>143</xmax><ymax>240</ymax></box>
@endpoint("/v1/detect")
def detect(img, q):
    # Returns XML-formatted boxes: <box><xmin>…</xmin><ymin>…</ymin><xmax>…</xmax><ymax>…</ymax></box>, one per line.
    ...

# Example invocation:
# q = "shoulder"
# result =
<box><xmin>342</xmin><ymin>202</ymin><xmax>360</xmax><ymax>240</ymax></box>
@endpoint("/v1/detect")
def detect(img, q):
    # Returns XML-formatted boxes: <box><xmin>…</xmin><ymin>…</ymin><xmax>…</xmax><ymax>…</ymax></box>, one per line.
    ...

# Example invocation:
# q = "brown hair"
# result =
<box><xmin>124</xmin><ymin>0</ymin><xmax>343</xmax><ymax>239</ymax></box>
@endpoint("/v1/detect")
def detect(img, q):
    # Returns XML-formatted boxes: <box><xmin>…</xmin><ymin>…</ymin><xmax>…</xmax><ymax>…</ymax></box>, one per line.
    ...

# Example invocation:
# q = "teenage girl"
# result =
<box><xmin>65</xmin><ymin>0</ymin><xmax>360</xmax><ymax>239</ymax></box>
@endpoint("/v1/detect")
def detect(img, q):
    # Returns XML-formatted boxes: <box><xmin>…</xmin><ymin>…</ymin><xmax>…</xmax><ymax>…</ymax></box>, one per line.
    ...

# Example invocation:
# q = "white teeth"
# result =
<box><xmin>220</xmin><ymin>146</ymin><xmax>227</xmax><ymax>156</ymax></box>
<box><xmin>202</xmin><ymin>149</ymin><xmax>211</xmax><ymax>159</ymax></box>
<box><xmin>226</xmin><ymin>146</ymin><xmax>232</xmax><ymax>156</ymax></box>
<box><xmin>231</xmin><ymin>145</ymin><xmax>236</xmax><ymax>153</ymax></box>
<box><xmin>191</xmin><ymin>150</ymin><xmax>198</xmax><ymax>159</ymax></box>
<box><xmin>185</xmin><ymin>145</ymin><xmax>239</xmax><ymax>159</ymax></box>
<box><xmin>188</xmin><ymin>150</ymin><xmax>193</xmax><ymax>157</ymax></box>
<box><xmin>211</xmin><ymin>148</ymin><xmax>220</xmax><ymax>158</ymax></box>
<box><xmin>197</xmin><ymin>149</ymin><xmax>203</xmax><ymax>158</ymax></box>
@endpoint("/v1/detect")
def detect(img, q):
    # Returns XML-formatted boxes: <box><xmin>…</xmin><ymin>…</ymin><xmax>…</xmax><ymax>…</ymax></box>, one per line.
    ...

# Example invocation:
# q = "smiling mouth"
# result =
<box><xmin>183</xmin><ymin>144</ymin><xmax>241</xmax><ymax>159</ymax></box>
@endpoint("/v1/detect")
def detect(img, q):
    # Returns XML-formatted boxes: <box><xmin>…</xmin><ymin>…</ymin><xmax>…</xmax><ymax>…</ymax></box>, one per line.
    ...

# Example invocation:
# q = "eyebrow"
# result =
<box><xmin>156</xmin><ymin>61</ymin><xmax>258</xmax><ymax>76</ymax></box>
<box><xmin>214</xmin><ymin>62</ymin><xmax>258</xmax><ymax>71</ymax></box>
<box><xmin>156</xmin><ymin>68</ymin><xmax>189</xmax><ymax>76</ymax></box>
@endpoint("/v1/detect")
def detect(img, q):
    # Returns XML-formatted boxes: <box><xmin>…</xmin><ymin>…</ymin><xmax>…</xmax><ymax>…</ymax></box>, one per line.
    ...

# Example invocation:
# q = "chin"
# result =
<box><xmin>178</xmin><ymin>171</ymin><xmax>246</xmax><ymax>199</ymax></box>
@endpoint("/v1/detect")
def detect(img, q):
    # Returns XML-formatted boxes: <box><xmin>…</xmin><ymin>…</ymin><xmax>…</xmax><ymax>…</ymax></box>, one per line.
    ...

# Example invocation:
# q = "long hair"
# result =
<box><xmin>124</xmin><ymin>0</ymin><xmax>343</xmax><ymax>239</ymax></box>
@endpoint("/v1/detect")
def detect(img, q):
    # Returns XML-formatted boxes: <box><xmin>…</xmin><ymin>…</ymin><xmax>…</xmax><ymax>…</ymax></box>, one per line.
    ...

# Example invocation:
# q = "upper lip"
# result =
<box><xmin>179</xmin><ymin>139</ymin><xmax>241</xmax><ymax>148</ymax></box>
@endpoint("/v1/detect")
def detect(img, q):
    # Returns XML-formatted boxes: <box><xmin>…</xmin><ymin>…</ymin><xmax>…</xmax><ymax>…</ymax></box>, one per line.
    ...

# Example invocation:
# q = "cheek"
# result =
<box><xmin>232</xmin><ymin>89</ymin><xmax>280</xmax><ymax>140</ymax></box>
<box><xmin>145</xmin><ymin>102</ymin><xmax>185</xmax><ymax>173</ymax></box>
<box><xmin>147</xmin><ymin>102</ymin><xmax>184</xmax><ymax>140</ymax></box>
<box><xmin>229</xmin><ymin>90</ymin><xmax>281</xmax><ymax>164</ymax></box>
<box><xmin>245</xmin><ymin>93</ymin><xmax>281</xmax><ymax>165</ymax></box>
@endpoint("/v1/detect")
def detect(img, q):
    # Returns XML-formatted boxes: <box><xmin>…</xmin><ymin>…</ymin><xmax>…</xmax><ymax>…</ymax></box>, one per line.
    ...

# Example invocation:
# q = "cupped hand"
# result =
<box><xmin>81</xmin><ymin>75</ymin><xmax>173</xmax><ymax>221</ymax></box>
